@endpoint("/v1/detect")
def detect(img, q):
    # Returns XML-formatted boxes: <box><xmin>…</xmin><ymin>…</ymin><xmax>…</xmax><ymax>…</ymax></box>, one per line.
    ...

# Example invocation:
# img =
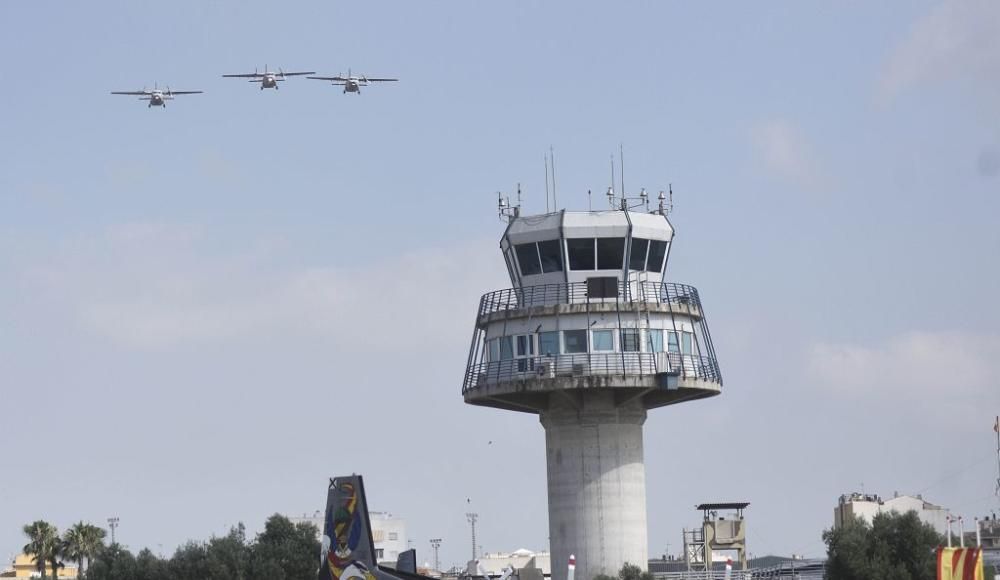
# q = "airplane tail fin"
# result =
<box><xmin>319</xmin><ymin>475</ymin><xmax>378</xmax><ymax>580</ymax></box>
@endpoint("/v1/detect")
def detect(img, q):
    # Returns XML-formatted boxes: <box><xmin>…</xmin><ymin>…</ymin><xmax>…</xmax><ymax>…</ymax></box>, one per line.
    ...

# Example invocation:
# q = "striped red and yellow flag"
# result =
<box><xmin>937</xmin><ymin>547</ymin><xmax>984</xmax><ymax>580</ymax></box>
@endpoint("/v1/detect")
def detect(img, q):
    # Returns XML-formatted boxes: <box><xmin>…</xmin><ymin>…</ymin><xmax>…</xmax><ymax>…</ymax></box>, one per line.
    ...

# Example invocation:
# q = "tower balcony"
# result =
<box><xmin>476</xmin><ymin>281</ymin><xmax>705</xmax><ymax>325</ymax></box>
<box><xmin>463</xmin><ymin>281</ymin><xmax>722</xmax><ymax>413</ymax></box>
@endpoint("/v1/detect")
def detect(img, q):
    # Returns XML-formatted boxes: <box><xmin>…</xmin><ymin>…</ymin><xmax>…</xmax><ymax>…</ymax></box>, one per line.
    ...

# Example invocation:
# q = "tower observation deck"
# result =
<box><xmin>462</xmin><ymin>196</ymin><xmax>722</xmax><ymax>580</ymax></box>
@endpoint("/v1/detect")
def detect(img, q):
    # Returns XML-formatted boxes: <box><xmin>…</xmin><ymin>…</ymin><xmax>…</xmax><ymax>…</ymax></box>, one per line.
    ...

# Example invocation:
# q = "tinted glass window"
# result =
<box><xmin>488</xmin><ymin>339</ymin><xmax>500</xmax><ymax>361</ymax></box>
<box><xmin>648</xmin><ymin>329</ymin><xmax>663</xmax><ymax>352</ymax></box>
<box><xmin>596</xmin><ymin>237</ymin><xmax>625</xmax><ymax>270</ymax></box>
<box><xmin>667</xmin><ymin>331</ymin><xmax>680</xmax><ymax>353</ymax></box>
<box><xmin>629</xmin><ymin>238</ymin><xmax>649</xmax><ymax>270</ymax></box>
<box><xmin>592</xmin><ymin>330</ymin><xmax>614</xmax><ymax>351</ymax></box>
<box><xmin>647</xmin><ymin>240</ymin><xmax>668</xmax><ymax>273</ymax></box>
<box><xmin>499</xmin><ymin>336</ymin><xmax>514</xmax><ymax>360</ymax></box>
<box><xmin>539</xmin><ymin>331</ymin><xmax>560</xmax><ymax>356</ymax></box>
<box><xmin>621</xmin><ymin>329</ymin><xmax>640</xmax><ymax>352</ymax></box>
<box><xmin>515</xmin><ymin>243</ymin><xmax>542</xmax><ymax>276</ymax></box>
<box><xmin>516</xmin><ymin>335</ymin><xmax>534</xmax><ymax>356</ymax></box>
<box><xmin>682</xmin><ymin>332</ymin><xmax>693</xmax><ymax>355</ymax></box>
<box><xmin>567</xmin><ymin>238</ymin><xmax>595</xmax><ymax>270</ymax></box>
<box><xmin>563</xmin><ymin>330</ymin><xmax>587</xmax><ymax>353</ymax></box>
<box><xmin>537</xmin><ymin>239</ymin><xmax>564</xmax><ymax>273</ymax></box>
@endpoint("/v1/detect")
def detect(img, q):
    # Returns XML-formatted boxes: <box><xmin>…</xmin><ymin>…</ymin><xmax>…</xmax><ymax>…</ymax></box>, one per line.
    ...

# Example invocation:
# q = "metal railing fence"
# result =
<box><xmin>477</xmin><ymin>281</ymin><xmax>702</xmax><ymax>318</ymax></box>
<box><xmin>462</xmin><ymin>352</ymin><xmax>721</xmax><ymax>394</ymax></box>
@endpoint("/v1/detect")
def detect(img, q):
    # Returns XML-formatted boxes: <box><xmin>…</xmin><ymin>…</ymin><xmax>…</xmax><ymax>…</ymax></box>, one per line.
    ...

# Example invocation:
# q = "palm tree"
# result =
<box><xmin>63</xmin><ymin>522</ymin><xmax>107</xmax><ymax>578</ymax></box>
<box><xmin>23</xmin><ymin>520</ymin><xmax>60</xmax><ymax>579</ymax></box>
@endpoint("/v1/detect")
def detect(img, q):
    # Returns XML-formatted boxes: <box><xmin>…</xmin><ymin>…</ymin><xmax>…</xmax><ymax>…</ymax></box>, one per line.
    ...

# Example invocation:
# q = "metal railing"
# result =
<box><xmin>477</xmin><ymin>281</ymin><xmax>702</xmax><ymax>318</ymax></box>
<box><xmin>463</xmin><ymin>352</ymin><xmax>722</xmax><ymax>394</ymax></box>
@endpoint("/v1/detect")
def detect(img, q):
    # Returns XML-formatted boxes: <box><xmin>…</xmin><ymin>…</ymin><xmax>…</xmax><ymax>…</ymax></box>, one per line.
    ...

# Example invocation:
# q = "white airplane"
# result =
<box><xmin>222</xmin><ymin>65</ymin><xmax>315</xmax><ymax>90</ymax></box>
<box><xmin>307</xmin><ymin>69</ymin><xmax>398</xmax><ymax>94</ymax></box>
<box><xmin>110</xmin><ymin>84</ymin><xmax>203</xmax><ymax>108</ymax></box>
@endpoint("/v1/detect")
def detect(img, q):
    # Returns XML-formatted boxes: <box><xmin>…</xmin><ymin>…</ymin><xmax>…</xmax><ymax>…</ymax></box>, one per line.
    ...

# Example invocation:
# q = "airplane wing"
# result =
<box><xmin>279</xmin><ymin>71</ymin><xmax>316</xmax><ymax>76</ymax></box>
<box><xmin>168</xmin><ymin>91</ymin><xmax>204</xmax><ymax>95</ymax></box>
<box><xmin>366</xmin><ymin>78</ymin><xmax>399</xmax><ymax>82</ymax></box>
<box><xmin>110</xmin><ymin>91</ymin><xmax>150</xmax><ymax>95</ymax></box>
<box><xmin>222</xmin><ymin>73</ymin><xmax>263</xmax><ymax>78</ymax></box>
<box><xmin>307</xmin><ymin>76</ymin><xmax>348</xmax><ymax>81</ymax></box>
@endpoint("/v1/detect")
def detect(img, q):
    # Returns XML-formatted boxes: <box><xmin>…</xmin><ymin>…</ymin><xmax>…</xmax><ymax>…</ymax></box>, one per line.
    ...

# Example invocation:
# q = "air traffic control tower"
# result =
<box><xmin>462</xmin><ymin>189</ymin><xmax>723</xmax><ymax>580</ymax></box>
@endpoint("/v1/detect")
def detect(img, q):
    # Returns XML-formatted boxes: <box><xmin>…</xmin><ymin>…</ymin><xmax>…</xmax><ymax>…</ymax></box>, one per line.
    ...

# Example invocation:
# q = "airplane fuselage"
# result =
<box><xmin>148</xmin><ymin>92</ymin><xmax>165</xmax><ymax>107</ymax></box>
<box><xmin>344</xmin><ymin>80</ymin><xmax>361</xmax><ymax>93</ymax></box>
<box><xmin>261</xmin><ymin>74</ymin><xmax>278</xmax><ymax>89</ymax></box>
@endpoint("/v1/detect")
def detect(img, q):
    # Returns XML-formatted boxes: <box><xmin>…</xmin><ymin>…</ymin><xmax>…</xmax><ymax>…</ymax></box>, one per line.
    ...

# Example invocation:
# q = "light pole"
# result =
<box><xmin>107</xmin><ymin>517</ymin><xmax>120</xmax><ymax>545</ymax></box>
<box><xmin>466</xmin><ymin>513</ymin><xmax>478</xmax><ymax>562</ymax></box>
<box><xmin>430</xmin><ymin>538</ymin><xmax>442</xmax><ymax>571</ymax></box>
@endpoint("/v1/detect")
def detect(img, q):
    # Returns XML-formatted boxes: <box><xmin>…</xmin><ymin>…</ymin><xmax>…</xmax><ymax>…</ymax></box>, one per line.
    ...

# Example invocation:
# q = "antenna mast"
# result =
<box><xmin>620</xmin><ymin>144</ymin><xmax>625</xmax><ymax>200</ymax></box>
<box><xmin>550</xmin><ymin>146</ymin><xmax>558</xmax><ymax>211</ymax></box>
<box><xmin>544</xmin><ymin>155</ymin><xmax>551</xmax><ymax>213</ymax></box>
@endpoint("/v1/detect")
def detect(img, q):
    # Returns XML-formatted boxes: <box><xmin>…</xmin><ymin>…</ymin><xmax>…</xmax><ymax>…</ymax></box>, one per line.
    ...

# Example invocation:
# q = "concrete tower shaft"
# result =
<box><xmin>543</xmin><ymin>393</ymin><xmax>647</xmax><ymax>580</ymax></box>
<box><xmin>463</xmin><ymin>207</ymin><xmax>722</xmax><ymax>580</ymax></box>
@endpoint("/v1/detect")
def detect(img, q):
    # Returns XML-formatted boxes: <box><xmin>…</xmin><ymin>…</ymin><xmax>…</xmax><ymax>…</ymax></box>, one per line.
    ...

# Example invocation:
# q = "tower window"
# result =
<box><xmin>592</xmin><ymin>329</ymin><xmax>614</xmax><ymax>352</ymax></box>
<box><xmin>567</xmin><ymin>238</ymin><xmax>595</xmax><ymax>270</ymax></box>
<box><xmin>596</xmin><ymin>237</ymin><xmax>625</xmax><ymax>270</ymax></box>
<box><xmin>648</xmin><ymin>329</ymin><xmax>664</xmax><ymax>352</ymax></box>
<box><xmin>563</xmin><ymin>330</ymin><xmax>587</xmax><ymax>353</ymax></box>
<box><xmin>667</xmin><ymin>331</ymin><xmax>680</xmax><ymax>353</ymax></box>
<box><xmin>537</xmin><ymin>240</ymin><xmax>564</xmax><ymax>273</ymax></box>
<box><xmin>515</xmin><ymin>243</ymin><xmax>542</xmax><ymax>276</ymax></box>
<box><xmin>629</xmin><ymin>238</ymin><xmax>649</xmax><ymax>270</ymax></box>
<box><xmin>647</xmin><ymin>240</ymin><xmax>668</xmax><ymax>273</ymax></box>
<box><xmin>621</xmin><ymin>329</ymin><xmax>640</xmax><ymax>352</ymax></box>
<box><xmin>539</xmin><ymin>331</ymin><xmax>560</xmax><ymax>356</ymax></box>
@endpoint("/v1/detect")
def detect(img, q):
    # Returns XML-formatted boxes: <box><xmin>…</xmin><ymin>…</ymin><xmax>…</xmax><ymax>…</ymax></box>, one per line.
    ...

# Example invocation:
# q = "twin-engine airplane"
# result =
<box><xmin>222</xmin><ymin>65</ymin><xmax>315</xmax><ymax>90</ymax></box>
<box><xmin>307</xmin><ymin>70</ymin><xmax>398</xmax><ymax>94</ymax></box>
<box><xmin>110</xmin><ymin>84</ymin><xmax>203</xmax><ymax>108</ymax></box>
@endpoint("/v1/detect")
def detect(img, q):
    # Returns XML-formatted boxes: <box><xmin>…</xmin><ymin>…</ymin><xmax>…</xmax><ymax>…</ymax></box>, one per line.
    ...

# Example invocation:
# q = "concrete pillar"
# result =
<box><xmin>541</xmin><ymin>392</ymin><xmax>648</xmax><ymax>580</ymax></box>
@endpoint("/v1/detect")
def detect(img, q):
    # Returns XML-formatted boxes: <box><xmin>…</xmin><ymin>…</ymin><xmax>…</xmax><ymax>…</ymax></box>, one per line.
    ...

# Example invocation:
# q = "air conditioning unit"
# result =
<box><xmin>572</xmin><ymin>363</ymin><xmax>587</xmax><ymax>376</ymax></box>
<box><xmin>537</xmin><ymin>362</ymin><xmax>555</xmax><ymax>379</ymax></box>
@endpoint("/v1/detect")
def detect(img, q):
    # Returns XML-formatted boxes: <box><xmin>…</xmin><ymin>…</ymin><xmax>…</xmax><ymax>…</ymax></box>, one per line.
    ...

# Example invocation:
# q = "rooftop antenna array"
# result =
<box><xmin>604</xmin><ymin>147</ymin><xmax>672</xmax><ymax>215</ymax></box>
<box><xmin>497</xmin><ymin>185</ymin><xmax>521</xmax><ymax>223</ymax></box>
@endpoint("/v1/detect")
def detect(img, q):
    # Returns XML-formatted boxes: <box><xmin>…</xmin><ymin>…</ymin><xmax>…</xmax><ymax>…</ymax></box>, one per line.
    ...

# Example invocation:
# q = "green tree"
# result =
<box><xmin>134</xmin><ymin>549</ymin><xmax>171</xmax><ymax>580</ymax></box>
<box><xmin>206</xmin><ymin>523</ymin><xmax>250</xmax><ymax>580</ymax></box>
<box><xmin>248</xmin><ymin>515</ymin><xmax>320</xmax><ymax>580</ymax></box>
<box><xmin>823</xmin><ymin>511</ymin><xmax>942</xmax><ymax>580</ymax></box>
<box><xmin>23</xmin><ymin>520</ymin><xmax>62</xmax><ymax>579</ymax></box>
<box><xmin>64</xmin><ymin>521</ymin><xmax>107</xmax><ymax>578</ymax></box>
<box><xmin>86</xmin><ymin>544</ymin><xmax>137</xmax><ymax>580</ymax></box>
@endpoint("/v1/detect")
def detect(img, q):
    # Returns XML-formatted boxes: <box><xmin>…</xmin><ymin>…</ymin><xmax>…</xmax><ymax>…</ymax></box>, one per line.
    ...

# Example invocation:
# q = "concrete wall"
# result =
<box><xmin>542</xmin><ymin>392</ymin><xmax>648</xmax><ymax>580</ymax></box>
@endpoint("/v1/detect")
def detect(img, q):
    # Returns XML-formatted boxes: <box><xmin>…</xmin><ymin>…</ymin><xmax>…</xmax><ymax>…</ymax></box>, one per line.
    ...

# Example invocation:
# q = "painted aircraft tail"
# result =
<box><xmin>318</xmin><ymin>475</ymin><xmax>379</xmax><ymax>580</ymax></box>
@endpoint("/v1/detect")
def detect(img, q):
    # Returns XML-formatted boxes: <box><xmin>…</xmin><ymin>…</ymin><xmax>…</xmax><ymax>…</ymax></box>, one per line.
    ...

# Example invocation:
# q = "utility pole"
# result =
<box><xmin>107</xmin><ymin>517</ymin><xmax>120</xmax><ymax>545</ymax></box>
<box><xmin>466</xmin><ymin>512</ymin><xmax>479</xmax><ymax>562</ymax></box>
<box><xmin>430</xmin><ymin>539</ymin><xmax>442</xmax><ymax>572</ymax></box>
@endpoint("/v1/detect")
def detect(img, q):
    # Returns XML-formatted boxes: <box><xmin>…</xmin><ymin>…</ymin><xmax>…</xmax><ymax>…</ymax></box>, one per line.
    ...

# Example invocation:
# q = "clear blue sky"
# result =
<box><xmin>2</xmin><ymin>0</ymin><xmax>999</xmax><ymax>569</ymax></box>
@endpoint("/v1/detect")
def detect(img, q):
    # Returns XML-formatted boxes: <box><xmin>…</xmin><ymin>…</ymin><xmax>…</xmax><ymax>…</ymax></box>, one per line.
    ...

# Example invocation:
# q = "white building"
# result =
<box><xmin>289</xmin><ymin>510</ymin><xmax>408</xmax><ymax>565</ymax></box>
<box><xmin>476</xmin><ymin>549</ymin><xmax>551</xmax><ymax>576</ymax></box>
<box><xmin>833</xmin><ymin>492</ymin><xmax>950</xmax><ymax>536</ymax></box>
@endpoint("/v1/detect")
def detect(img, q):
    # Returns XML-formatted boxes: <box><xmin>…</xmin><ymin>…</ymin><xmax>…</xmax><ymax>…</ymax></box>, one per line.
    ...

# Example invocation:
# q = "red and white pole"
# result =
<box><xmin>567</xmin><ymin>555</ymin><xmax>576</xmax><ymax>580</ymax></box>
<box><xmin>724</xmin><ymin>558</ymin><xmax>732</xmax><ymax>580</ymax></box>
